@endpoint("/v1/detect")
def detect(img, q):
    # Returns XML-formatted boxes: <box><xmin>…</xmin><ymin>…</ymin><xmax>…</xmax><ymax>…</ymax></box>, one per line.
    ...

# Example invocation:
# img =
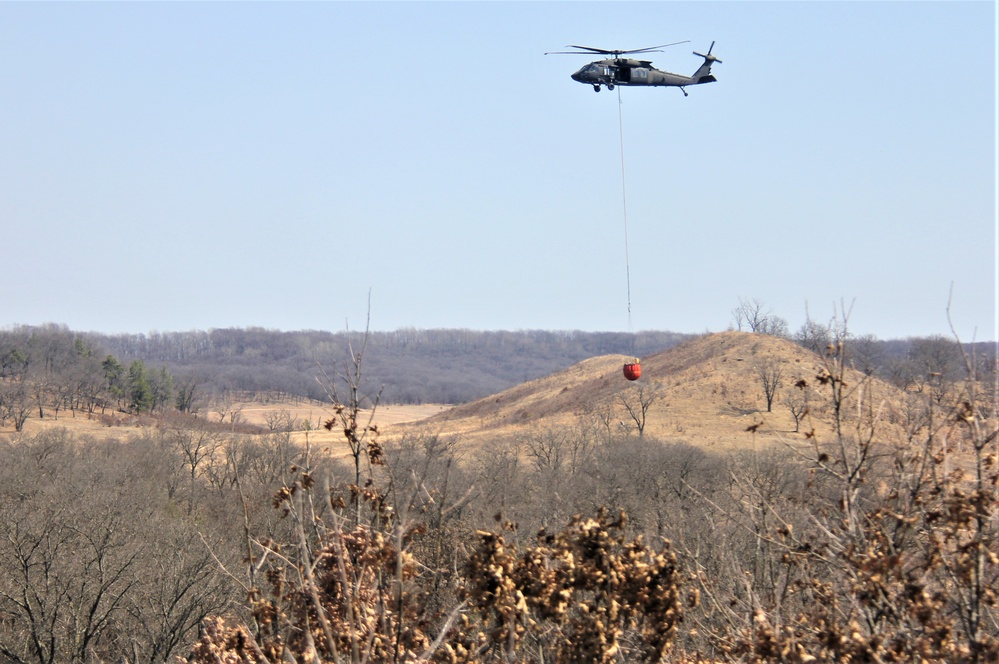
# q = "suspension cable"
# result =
<box><xmin>617</xmin><ymin>87</ymin><xmax>633</xmax><ymax>332</ymax></box>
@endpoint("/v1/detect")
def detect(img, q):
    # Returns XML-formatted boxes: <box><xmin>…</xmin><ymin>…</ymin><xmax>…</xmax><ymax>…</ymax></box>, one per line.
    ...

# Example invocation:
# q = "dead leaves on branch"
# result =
<box><xmin>182</xmin><ymin>502</ymin><xmax>690</xmax><ymax>664</ymax></box>
<box><xmin>459</xmin><ymin>507</ymin><xmax>686</xmax><ymax>663</ymax></box>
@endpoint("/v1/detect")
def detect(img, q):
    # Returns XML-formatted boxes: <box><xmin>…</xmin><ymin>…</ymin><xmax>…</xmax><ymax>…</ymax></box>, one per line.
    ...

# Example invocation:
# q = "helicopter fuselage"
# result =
<box><xmin>570</xmin><ymin>57</ymin><xmax>716</xmax><ymax>92</ymax></box>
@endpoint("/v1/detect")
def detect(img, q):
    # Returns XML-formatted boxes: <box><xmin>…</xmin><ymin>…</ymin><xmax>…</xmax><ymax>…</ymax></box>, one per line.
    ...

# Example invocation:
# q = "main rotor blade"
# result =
<box><xmin>626</xmin><ymin>41</ymin><xmax>690</xmax><ymax>53</ymax></box>
<box><xmin>545</xmin><ymin>49</ymin><xmax>606</xmax><ymax>55</ymax></box>
<box><xmin>547</xmin><ymin>41</ymin><xmax>689</xmax><ymax>56</ymax></box>
<box><xmin>566</xmin><ymin>45</ymin><xmax>618</xmax><ymax>54</ymax></box>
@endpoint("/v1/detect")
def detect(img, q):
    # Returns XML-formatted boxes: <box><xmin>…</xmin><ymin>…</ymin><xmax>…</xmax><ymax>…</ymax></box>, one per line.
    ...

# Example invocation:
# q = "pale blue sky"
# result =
<box><xmin>1</xmin><ymin>1</ymin><xmax>995</xmax><ymax>341</ymax></box>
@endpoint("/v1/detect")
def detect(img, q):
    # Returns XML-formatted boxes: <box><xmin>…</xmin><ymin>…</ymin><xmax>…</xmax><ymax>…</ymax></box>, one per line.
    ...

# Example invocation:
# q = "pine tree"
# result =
<box><xmin>127</xmin><ymin>360</ymin><xmax>153</xmax><ymax>413</ymax></box>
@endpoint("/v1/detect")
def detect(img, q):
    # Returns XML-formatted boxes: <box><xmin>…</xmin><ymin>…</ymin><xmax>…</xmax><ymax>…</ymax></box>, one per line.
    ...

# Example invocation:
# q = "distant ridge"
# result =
<box><xmin>408</xmin><ymin>331</ymin><xmax>913</xmax><ymax>450</ymax></box>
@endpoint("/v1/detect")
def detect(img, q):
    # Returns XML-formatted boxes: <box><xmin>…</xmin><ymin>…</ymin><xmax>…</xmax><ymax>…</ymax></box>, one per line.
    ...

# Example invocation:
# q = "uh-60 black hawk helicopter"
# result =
<box><xmin>546</xmin><ymin>41</ymin><xmax>722</xmax><ymax>96</ymax></box>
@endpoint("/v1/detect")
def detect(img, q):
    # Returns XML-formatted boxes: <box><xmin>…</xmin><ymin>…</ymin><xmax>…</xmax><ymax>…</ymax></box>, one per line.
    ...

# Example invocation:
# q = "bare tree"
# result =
<box><xmin>909</xmin><ymin>334</ymin><xmax>965</xmax><ymax>404</ymax></box>
<box><xmin>849</xmin><ymin>333</ymin><xmax>883</xmax><ymax>375</ymax></box>
<box><xmin>318</xmin><ymin>308</ymin><xmax>385</xmax><ymax>524</ymax></box>
<box><xmin>577</xmin><ymin>401</ymin><xmax>616</xmax><ymax>443</ymax></box>
<box><xmin>174</xmin><ymin>375</ymin><xmax>201</xmax><ymax>414</ymax></box>
<box><xmin>759</xmin><ymin>315</ymin><xmax>789</xmax><ymax>337</ymax></box>
<box><xmin>0</xmin><ymin>506</ymin><xmax>138</xmax><ymax>663</ymax></box>
<box><xmin>262</xmin><ymin>408</ymin><xmax>294</xmax><ymax>432</ymax></box>
<box><xmin>170</xmin><ymin>426</ymin><xmax>225</xmax><ymax>514</ymax></box>
<box><xmin>0</xmin><ymin>432</ymin><xmax>236</xmax><ymax>663</ymax></box>
<box><xmin>618</xmin><ymin>381</ymin><xmax>667</xmax><ymax>437</ymax></box>
<box><xmin>732</xmin><ymin>297</ymin><xmax>767</xmax><ymax>332</ymax></box>
<box><xmin>794</xmin><ymin>318</ymin><xmax>832</xmax><ymax>354</ymax></box>
<box><xmin>732</xmin><ymin>297</ymin><xmax>787</xmax><ymax>336</ymax></box>
<box><xmin>1</xmin><ymin>379</ymin><xmax>31</xmax><ymax>432</ymax></box>
<box><xmin>212</xmin><ymin>399</ymin><xmax>242</xmax><ymax>428</ymax></box>
<box><xmin>121</xmin><ymin>528</ymin><xmax>233</xmax><ymax>663</ymax></box>
<box><xmin>756</xmin><ymin>359</ymin><xmax>784</xmax><ymax>412</ymax></box>
<box><xmin>783</xmin><ymin>380</ymin><xmax>810</xmax><ymax>432</ymax></box>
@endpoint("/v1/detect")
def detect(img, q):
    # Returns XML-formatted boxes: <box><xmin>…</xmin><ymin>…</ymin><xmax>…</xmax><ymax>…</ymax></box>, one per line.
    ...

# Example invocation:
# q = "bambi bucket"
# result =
<box><xmin>623</xmin><ymin>362</ymin><xmax>642</xmax><ymax>381</ymax></box>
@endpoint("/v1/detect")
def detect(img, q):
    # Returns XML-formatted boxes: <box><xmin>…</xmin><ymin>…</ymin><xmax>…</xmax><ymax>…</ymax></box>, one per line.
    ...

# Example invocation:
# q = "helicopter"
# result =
<box><xmin>546</xmin><ymin>42</ymin><xmax>722</xmax><ymax>96</ymax></box>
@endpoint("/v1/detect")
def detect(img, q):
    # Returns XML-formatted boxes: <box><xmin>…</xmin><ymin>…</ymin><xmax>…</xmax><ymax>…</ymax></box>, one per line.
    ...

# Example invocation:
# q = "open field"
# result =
<box><xmin>234</xmin><ymin>401</ymin><xmax>451</xmax><ymax>429</ymax></box>
<box><xmin>6</xmin><ymin>401</ymin><xmax>455</xmax><ymax>461</ymax></box>
<box><xmin>5</xmin><ymin>331</ymin><xmax>923</xmax><ymax>457</ymax></box>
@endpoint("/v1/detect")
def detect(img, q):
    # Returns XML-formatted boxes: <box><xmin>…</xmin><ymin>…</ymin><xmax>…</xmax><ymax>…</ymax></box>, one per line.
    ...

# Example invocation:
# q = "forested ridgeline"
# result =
<box><xmin>3</xmin><ymin>326</ymin><xmax>692</xmax><ymax>407</ymax></box>
<box><xmin>97</xmin><ymin>327</ymin><xmax>694</xmax><ymax>403</ymax></box>
<box><xmin>3</xmin><ymin>323</ymin><xmax>993</xmax><ymax>413</ymax></box>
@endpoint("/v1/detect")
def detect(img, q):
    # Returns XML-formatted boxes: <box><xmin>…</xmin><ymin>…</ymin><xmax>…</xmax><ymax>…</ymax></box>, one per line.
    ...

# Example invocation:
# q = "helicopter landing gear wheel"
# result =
<box><xmin>608</xmin><ymin>84</ymin><xmax>615</xmax><ymax>90</ymax></box>
<box><xmin>593</xmin><ymin>84</ymin><xmax>601</xmax><ymax>92</ymax></box>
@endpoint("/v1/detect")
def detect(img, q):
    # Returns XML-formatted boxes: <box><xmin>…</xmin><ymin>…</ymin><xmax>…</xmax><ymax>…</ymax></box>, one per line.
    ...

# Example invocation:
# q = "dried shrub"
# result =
<box><xmin>457</xmin><ymin>508</ymin><xmax>685</xmax><ymax>663</ymax></box>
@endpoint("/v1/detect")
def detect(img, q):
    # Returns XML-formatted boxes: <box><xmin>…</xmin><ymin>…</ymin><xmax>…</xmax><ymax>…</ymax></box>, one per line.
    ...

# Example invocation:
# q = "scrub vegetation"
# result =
<box><xmin>0</xmin><ymin>317</ymin><xmax>995</xmax><ymax>662</ymax></box>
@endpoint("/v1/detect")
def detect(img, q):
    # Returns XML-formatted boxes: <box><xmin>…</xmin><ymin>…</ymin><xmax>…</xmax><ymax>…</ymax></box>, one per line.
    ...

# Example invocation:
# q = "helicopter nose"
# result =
<box><xmin>571</xmin><ymin>71</ymin><xmax>582</xmax><ymax>82</ymax></box>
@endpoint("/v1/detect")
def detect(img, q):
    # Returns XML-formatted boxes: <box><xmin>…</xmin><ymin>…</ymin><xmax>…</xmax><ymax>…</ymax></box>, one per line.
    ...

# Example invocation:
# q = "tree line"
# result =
<box><xmin>0</xmin><ymin>324</ymin><xmax>190</xmax><ymax>432</ymax></box>
<box><xmin>95</xmin><ymin>327</ymin><xmax>692</xmax><ymax>404</ymax></box>
<box><xmin>1</xmin><ymin>319</ymin><xmax>992</xmax><ymax>435</ymax></box>
<box><xmin>7</xmin><ymin>320</ymin><xmax>992</xmax><ymax>407</ymax></box>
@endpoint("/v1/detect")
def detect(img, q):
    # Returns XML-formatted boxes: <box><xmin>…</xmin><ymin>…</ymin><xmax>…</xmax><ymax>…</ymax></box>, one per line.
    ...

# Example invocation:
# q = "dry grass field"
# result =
<box><xmin>8</xmin><ymin>331</ymin><xmax>916</xmax><ymax>457</ymax></box>
<box><xmin>392</xmin><ymin>330</ymin><xmax>915</xmax><ymax>452</ymax></box>
<box><xmin>235</xmin><ymin>401</ymin><xmax>450</xmax><ymax>429</ymax></box>
<box><xmin>8</xmin><ymin>400</ymin><xmax>451</xmax><ymax>460</ymax></box>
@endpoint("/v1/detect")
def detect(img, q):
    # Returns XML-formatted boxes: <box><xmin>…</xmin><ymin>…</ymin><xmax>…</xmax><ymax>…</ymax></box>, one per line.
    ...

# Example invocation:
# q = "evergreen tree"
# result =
<box><xmin>102</xmin><ymin>355</ymin><xmax>126</xmax><ymax>410</ymax></box>
<box><xmin>127</xmin><ymin>360</ymin><xmax>153</xmax><ymax>413</ymax></box>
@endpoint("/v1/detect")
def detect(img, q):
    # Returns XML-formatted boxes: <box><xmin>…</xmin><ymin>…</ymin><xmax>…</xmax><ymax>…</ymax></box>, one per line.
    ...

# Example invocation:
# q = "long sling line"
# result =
<box><xmin>618</xmin><ymin>86</ymin><xmax>633</xmax><ymax>332</ymax></box>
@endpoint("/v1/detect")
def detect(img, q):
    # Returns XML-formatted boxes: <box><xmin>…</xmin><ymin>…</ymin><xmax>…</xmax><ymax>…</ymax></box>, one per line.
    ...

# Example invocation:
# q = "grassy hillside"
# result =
<box><xmin>399</xmin><ymin>330</ymin><xmax>915</xmax><ymax>451</ymax></box>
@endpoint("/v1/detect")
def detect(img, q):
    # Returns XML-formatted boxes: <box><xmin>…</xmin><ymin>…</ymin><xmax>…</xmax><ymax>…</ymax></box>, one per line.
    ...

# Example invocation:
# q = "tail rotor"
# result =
<box><xmin>693</xmin><ymin>41</ymin><xmax>722</xmax><ymax>64</ymax></box>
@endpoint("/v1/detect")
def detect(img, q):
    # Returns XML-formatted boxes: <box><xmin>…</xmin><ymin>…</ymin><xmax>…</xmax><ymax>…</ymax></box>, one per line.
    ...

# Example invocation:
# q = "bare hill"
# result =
<box><xmin>398</xmin><ymin>331</ymin><xmax>912</xmax><ymax>450</ymax></box>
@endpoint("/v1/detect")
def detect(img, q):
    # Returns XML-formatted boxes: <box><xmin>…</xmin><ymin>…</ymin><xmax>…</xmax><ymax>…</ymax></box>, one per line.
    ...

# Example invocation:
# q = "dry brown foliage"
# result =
<box><xmin>455</xmin><ymin>508</ymin><xmax>685</xmax><ymax>663</ymax></box>
<box><xmin>180</xmin><ymin>490</ymin><xmax>688</xmax><ymax>664</ymax></box>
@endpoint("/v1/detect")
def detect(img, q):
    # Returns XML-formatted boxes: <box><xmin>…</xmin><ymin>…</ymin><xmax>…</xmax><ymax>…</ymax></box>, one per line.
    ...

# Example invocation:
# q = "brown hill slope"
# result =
<box><xmin>397</xmin><ymin>331</ymin><xmax>911</xmax><ymax>451</ymax></box>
